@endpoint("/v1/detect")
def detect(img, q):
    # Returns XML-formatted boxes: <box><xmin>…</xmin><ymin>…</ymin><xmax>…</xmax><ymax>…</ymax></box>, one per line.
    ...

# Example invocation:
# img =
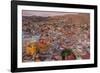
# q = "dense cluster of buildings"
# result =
<box><xmin>22</xmin><ymin>13</ymin><xmax>90</xmax><ymax>62</ymax></box>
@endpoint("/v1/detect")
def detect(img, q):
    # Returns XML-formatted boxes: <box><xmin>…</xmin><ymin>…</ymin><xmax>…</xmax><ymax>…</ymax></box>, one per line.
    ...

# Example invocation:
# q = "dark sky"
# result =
<box><xmin>22</xmin><ymin>10</ymin><xmax>79</xmax><ymax>17</ymax></box>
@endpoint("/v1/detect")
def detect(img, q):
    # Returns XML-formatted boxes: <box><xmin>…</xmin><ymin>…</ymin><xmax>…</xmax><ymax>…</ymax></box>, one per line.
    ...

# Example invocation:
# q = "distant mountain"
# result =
<box><xmin>22</xmin><ymin>13</ymin><xmax>90</xmax><ymax>24</ymax></box>
<box><xmin>22</xmin><ymin>16</ymin><xmax>49</xmax><ymax>22</ymax></box>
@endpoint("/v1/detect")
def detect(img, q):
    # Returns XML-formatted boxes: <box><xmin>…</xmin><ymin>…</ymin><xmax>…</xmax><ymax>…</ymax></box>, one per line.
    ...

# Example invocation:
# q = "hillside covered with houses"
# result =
<box><xmin>22</xmin><ymin>13</ymin><xmax>90</xmax><ymax>62</ymax></box>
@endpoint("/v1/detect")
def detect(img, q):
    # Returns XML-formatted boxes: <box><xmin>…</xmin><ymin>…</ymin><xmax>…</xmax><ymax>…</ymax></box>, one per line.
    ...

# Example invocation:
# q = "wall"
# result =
<box><xmin>0</xmin><ymin>0</ymin><xmax>99</xmax><ymax>73</ymax></box>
